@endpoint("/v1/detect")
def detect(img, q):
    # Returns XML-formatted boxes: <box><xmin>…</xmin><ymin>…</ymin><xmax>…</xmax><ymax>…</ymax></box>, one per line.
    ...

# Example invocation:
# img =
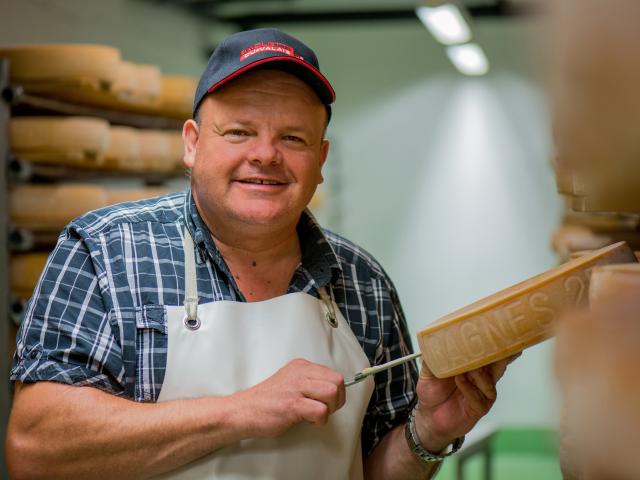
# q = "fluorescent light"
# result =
<box><xmin>416</xmin><ymin>4</ymin><xmax>472</xmax><ymax>45</ymax></box>
<box><xmin>446</xmin><ymin>43</ymin><xmax>490</xmax><ymax>76</ymax></box>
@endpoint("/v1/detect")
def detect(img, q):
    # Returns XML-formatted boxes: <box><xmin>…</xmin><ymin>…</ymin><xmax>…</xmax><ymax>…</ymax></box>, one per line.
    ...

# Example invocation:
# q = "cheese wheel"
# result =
<box><xmin>555</xmin><ymin>291</ymin><xmax>640</xmax><ymax>480</ymax></box>
<box><xmin>10</xmin><ymin>184</ymin><xmax>108</xmax><ymax>230</ymax></box>
<box><xmin>568</xmin><ymin>249</ymin><xmax>640</xmax><ymax>261</ymax></box>
<box><xmin>0</xmin><ymin>44</ymin><xmax>121</xmax><ymax>89</ymax></box>
<box><xmin>10</xmin><ymin>253</ymin><xmax>49</xmax><ymax>299</ymax></box>
<box><xmin>562</xmin><ymin>211</ymin><xmax>640</xmax><ymax>232</ymax></box>
<box><xmin>551</xmin><ymin>225</ymin><xmax>611</xmax><ymax>261</ymax></box>
<box><xmin>417</xmin><ymin>241</ymin><xmax>637</xmax><ymax>378</ymax></box>
<box><xmin>106</xmin><ymin>187</ymin><xmax>171</xmax><ymax>205</ymax></box>
<box><xmin>133</xmin><ymin>64</ymin><xmax>162</xmax><ymax>103</ymax></box>
<box><xmin>138</xmin><ymin>130</ymin><xmax>174</xmax><ymax>172</ymax></box>
<box><xmin>157</xmin><ymin>75</ymin><xmax>197</xmax><ymax>118</ymax></box>
<box><xmin>167</xmin><ymin>132</ymin><xmax>184</xmax><ymax>172</ymax></box>
<box><xmin>10</xmin><ymin>116</ymin><xmax>109</xmax><ymax>166</ymax></box>
<box><xmin>110</xmin><ymin>61</ymin><xmax>138</xmax><ymax>100</ymax></box>
<box><xmin>103</xmin><ymin>126</ymin><xmax>141</xmax><ymax>170</ymax></box>
<box><xmin>589</xmin><ymin>263</ymin><xmax>640</xmax><ymax>306</ymax></box>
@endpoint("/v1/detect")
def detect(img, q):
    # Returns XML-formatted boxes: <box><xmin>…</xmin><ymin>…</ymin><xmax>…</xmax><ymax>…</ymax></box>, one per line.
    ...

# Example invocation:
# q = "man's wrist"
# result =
<box><xmin>412</xmin><ymin>406</ymin><xmax>456</xmax><ymax>453</ymax></box>
<box><xmin>405</xmin><ymin>406</ymin><xmax>465</xmax><ymax>464</ymax></box>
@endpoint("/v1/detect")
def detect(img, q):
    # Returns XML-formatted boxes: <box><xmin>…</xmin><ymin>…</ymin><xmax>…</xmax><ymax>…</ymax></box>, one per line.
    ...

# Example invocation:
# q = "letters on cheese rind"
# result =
<box><xmin>418</xmin><ymin>242</ymin><xmax>637</xmax><ymax>378</ymax></box>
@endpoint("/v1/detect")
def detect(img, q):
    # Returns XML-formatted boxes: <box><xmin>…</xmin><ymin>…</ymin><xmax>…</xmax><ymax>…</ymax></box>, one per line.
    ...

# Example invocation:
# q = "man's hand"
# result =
<box><xmin>232</xmin><ymin>358</ymin><xmax>346</xmax><ymax>439</ymax></box>
<box><xmin>413</xmin><ymin>355</ymin><xmax>519</xmax><ymax>452</ymax></box>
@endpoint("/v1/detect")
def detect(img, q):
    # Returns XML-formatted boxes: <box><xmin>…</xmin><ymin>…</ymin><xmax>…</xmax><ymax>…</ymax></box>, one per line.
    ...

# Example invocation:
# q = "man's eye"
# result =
<box><xmin>283</xmin><ymin>135</ymin><xmax>305</xmax><ymax>143</ymax></box>
<box><xmin>224</xmin><ymin>129</ymin><xmax>251</xmax><ymax>138</ymax></box>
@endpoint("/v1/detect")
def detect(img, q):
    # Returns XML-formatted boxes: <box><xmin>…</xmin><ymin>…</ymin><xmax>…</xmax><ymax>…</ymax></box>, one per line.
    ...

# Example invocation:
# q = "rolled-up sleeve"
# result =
<box><xmin>11</xmin><ymin>226</ymin><xmax>124</xmax><ymax>395</ymax></box>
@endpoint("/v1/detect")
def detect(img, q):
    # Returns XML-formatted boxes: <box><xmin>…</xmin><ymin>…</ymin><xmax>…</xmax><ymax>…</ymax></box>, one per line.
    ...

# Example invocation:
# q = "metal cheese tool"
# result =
<box><xmin>344</xmin><ymin>352</ymin><xmax>422</xmax><ymax>387</ymax></box>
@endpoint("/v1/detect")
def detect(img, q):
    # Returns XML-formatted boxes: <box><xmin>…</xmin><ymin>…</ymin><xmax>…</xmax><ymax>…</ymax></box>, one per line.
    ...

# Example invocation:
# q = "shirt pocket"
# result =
<box><xmin>108</xmin><ymin>304</ymin><xmax>168</xmax><ymax>401</ymax></box>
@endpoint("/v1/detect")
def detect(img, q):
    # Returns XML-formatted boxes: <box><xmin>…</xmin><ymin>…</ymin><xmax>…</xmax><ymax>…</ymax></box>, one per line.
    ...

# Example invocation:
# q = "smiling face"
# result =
<box><xmin>183</xmin><ymin>69</ymin><xmax>329</xmax><ymax>234</ymax></box>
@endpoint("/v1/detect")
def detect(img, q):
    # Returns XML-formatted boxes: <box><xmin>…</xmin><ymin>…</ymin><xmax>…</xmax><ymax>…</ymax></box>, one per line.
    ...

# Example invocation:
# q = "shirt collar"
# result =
<box><xmin>183</xmin><ymin>189</ymin><xmax>342</xmax><ymax>288</ymax></box>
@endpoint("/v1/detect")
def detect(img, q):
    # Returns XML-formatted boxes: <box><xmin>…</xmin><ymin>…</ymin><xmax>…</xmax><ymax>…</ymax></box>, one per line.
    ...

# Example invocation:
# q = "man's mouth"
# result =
<box><xmin>237</xmin><ymin>178</ymin><xmax>287</xmax><ymax>185</ymax></box>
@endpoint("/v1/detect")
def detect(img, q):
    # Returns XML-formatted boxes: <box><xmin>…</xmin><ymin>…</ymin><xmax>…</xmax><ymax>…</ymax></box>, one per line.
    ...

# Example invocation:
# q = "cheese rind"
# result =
<box><xmin>10</xmin><ymin>116</ymin><xmax>110</xmax><ymax>166</ymax></box>
<box><xmin>417</xmin><ymin>242</ymin><xmax>637</xmax><ymax>378</ymax></box>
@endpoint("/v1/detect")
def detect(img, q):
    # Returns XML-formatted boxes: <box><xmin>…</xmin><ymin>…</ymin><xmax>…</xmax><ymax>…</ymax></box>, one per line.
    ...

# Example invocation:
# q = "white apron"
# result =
<box><xmin>155</xmin><ymin>228</ymin><xmax>374</xmax><ymax>479</ymax></box>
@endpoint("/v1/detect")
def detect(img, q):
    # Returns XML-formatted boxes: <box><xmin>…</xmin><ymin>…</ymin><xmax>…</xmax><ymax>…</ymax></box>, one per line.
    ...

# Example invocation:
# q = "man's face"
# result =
<box><xmin>183</xmin><ymin>69</ymin><xmax>329</xmax><ymax>232</ymax></box>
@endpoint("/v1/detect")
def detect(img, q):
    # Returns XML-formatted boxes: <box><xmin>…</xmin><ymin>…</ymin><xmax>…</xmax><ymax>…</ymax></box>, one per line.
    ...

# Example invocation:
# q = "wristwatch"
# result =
<box><xmin>404</xmin><ymin>406</ymin><xmax>465</xmax><ymax>463</ymax></box>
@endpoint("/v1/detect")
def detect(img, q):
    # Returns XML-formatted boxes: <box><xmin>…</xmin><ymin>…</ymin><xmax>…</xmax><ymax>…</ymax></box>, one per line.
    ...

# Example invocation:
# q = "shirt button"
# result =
<box><xmin>30</xmin><ymin>350</ymin><xmax>39</xmax><ymax>359</ymax></box>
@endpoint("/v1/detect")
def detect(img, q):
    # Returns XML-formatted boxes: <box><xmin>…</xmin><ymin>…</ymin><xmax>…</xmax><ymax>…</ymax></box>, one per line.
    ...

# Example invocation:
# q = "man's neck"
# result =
<box><xmin>210</xmin><ymin>223</ymin><xmax>301</xmax><ymax>270</ymax></box>
<box><xmin>193</xmin><ymin>200</ymin><xmax>303</xmax><ymax>301</ymax></box>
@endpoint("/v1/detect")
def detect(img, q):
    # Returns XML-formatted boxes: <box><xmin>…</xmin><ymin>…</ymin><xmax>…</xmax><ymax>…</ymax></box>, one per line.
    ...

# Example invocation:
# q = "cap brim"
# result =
<box><xmin>206</xmin><ymin>55</ymin><xmax>335</xmax><ymax>105</ymax></box>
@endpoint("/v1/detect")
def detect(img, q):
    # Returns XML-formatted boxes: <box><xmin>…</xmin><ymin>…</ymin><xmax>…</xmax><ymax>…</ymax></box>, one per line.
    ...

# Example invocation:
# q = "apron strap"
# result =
<box><xmin>183</xmin><ymin>227</ymin><xmax>199</xmax><ymax>322</ymax></box>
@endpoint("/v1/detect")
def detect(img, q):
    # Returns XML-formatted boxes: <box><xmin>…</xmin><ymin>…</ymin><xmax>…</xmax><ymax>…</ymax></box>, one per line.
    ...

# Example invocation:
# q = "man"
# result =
<box><xmin>7</xmin><ymin>28</ymin><xmax>511</xmax><ymax>479</ymax></box>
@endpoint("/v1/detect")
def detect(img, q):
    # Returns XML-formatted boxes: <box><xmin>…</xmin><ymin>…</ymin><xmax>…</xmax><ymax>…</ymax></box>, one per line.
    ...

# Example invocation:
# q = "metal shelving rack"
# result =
<box><xmin>0</xmin><ymin>58</ymin><xmax>186</xmax><ymax>478</ymax></box>
<box><xmin>1</xmin><ymin>58</ymin><xmax>12</xmax><ymax>480</ymax></box>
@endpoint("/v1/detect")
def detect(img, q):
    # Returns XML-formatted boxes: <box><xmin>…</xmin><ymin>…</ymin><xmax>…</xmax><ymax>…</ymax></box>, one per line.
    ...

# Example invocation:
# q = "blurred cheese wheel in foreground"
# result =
<box><xmin>103</xmin><ymin>126</ymin><xmax>141</xmax><ymax>170</ymax></box>
<box><xmin>551</xmin><ymin>225</ymin><xmax>611</xmax><ymax>261</ymax></box>
<box><xmin>10</xmin><ymin>184</ymin><xmax>108</xmax><ymax>230</ymax></box>
<box><xmin>308</xmin><ymin>188</ymin><xmax>325</xmax><ymax>211</ymax></box>
<box><xmin>0</xmin><ymin>44</ymin><xmax>121</xmax><ymax>89</ymax></box>
<box><xmin>10</xmin><ymin>253</ymin><xmax>49</xmax><ymax>299</ymax></box>
<box><xmin>589</xmin><ymin>263</ymin><xmax>640</xmax><ymax>305</ymax></box>
<box><xmin>105</xmin><ymin>187</ymin><xmax>172</xmax><ymax>205</ymax></box>
<box><xmin>417</xmin><ymin>241</ymin><xmax>637</xmax><ymax>378</ymax></box>
<box><xmin>139</xmin><ymin>130</ymin><xmax>174</xmax><ymax>172</ymax></box>
<box><xmin>556</xmin><ymin>291</ymin><xmax>640</xmax><ymax>480</ymax></box>
<box><xmin>10</xmin><ymin>117</ymin><xmax>110</xmax><ymax>167</ymax></box>
<box><xmin>158</xmin><ymin>75</ymin><xmax>197</xmax><ymax>118</ymax></box>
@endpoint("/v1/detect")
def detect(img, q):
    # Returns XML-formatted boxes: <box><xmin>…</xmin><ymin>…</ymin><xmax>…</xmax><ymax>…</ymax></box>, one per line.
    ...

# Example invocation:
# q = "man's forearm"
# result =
<box><xmin>363</xmin><ymin>424</ymin><xmax>443</xmax><ymax>480</ymax></box>
<box><xmin>6</xmin><ymin>381</ymin><xmax>245</xmax><ymax>480</ymax></box>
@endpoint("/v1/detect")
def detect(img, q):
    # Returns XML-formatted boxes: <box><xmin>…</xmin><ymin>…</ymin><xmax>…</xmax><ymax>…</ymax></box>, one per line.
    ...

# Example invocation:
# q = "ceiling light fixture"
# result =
<box><xmin>446</xmin><ymin>43</ymin><xmax>490</xmax><ymax>76</ymax></box>
<box><xmin>415</xmin><ymin>4</ymin><xmax>472</xmax><ymax>45</ymax></box>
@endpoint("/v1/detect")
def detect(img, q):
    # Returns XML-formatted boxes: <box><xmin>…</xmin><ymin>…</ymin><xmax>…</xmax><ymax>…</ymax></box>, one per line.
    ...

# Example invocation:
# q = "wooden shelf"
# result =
<box><xmin>7</xmin><ymin>156</ymin><xmax>182</xmax><ymax>185</ymax></box>
<box><xmin>3</xmin><ymin>86</ymin><xmax>184</xmax><ymax>130</ymax></box>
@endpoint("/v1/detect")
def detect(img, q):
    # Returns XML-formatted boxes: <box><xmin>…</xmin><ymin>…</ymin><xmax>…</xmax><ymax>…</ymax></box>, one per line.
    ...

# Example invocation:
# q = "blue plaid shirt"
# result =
<box><xmin>11</xmin><ymin>189</ymin><xmax>418</xmax><ymax>456</ymax></box>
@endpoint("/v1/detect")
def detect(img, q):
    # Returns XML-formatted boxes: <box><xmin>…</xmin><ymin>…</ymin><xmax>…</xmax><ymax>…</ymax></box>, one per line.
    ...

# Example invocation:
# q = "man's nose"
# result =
<box><xmin>249</xmin><ymin>136</ymin><xmax>282</xmax><ymax>166</ymax></box>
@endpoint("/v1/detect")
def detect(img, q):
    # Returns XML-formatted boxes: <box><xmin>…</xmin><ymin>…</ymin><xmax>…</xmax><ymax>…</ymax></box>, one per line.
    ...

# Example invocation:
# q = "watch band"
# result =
<box><xmin>404</xmin><ymin>406</ymin><xmax>465</xmax><ymax>463</ymax></box>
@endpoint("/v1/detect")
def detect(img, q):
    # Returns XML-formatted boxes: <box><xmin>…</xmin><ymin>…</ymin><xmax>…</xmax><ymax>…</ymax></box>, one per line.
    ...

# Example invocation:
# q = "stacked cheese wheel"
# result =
<box><xmin>10</xmin><ymin>117</ymin><xmax>110</xmax><ymax>167</ymax></box>
<box><xmin>10</xmin><ymin>184</ymin><xmax>178</xmax><ymax>232</ymax></box>
<box><xmin>0</xmin><ymin>44</ymin><xmax>197</xmax><ymax>118</ymax></box>
<box><xmin>10</xmin><ymin>117</ymin><xmax>184</xmax><ymax>172</ymax></box>
<box><xmin>552</xmin><ymin>211</ymin><xmax>640</xmax><ymax>262</ymax></box>
<box><xmin>9</xmin><ymin>184</ymin><xmax>109</xmax><ymax>231</ymax></box>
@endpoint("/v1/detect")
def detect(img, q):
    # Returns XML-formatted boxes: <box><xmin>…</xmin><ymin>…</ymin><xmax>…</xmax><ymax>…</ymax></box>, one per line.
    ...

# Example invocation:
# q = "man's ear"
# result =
<box><xmin>318</xmin><ymin>139</ymin><xmax>330</xmax><ymax>184</ymax></box>
<box><xmin>182</xmin><ymin>119</ymin><xmax>199</xmax><ymax>169</ymax></box>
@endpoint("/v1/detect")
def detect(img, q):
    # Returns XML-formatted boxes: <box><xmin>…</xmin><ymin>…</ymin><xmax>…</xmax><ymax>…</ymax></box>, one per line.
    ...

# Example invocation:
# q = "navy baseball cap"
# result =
<box><xmin>193</xmin><ymin>28</ymin><xmax>335</xmax><ymax>120</ymax></box>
